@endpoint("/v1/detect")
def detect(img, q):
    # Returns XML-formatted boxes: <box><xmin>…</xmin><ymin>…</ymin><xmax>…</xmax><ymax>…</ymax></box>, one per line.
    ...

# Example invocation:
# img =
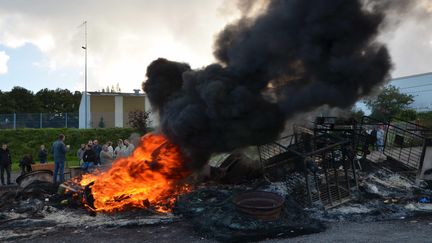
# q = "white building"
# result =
<box><xmin>78</xmin><ymin>90</ymin><xmax>158</xmax><ymax>128</ymax></box>
<box><xmin>391</xmin><ymin>72</ymin><xmax>432</xmax><ymax>112</ymax></box>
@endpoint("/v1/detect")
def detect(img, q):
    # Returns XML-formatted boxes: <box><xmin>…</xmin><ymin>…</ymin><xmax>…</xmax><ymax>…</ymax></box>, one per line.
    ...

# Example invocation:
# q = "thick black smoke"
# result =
<box><xmin>144</xmin><ymin>0</ymin><xmax>394</xmax><ymax>169</ymax></box>
<box><xmin>143</xmin><ymin>58</ymin><xmax>191</xmax><ymax>110</ymax></box>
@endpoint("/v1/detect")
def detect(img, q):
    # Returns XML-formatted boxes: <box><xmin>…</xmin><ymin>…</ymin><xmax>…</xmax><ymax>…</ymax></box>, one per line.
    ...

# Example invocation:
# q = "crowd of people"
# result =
<box><xmin>75</xmin><ymin>138</ymin><xmax>135</xmax><ymax>173</ymax></box>
<box><xmin>0</xmin><ymin>134</ymin><xmax>136</xmax><ymax>186</ymax></box>
<box><xmin>51</xmin><ymin>135</ymin><xmax>136</xmax><ymax>184</ymax></box>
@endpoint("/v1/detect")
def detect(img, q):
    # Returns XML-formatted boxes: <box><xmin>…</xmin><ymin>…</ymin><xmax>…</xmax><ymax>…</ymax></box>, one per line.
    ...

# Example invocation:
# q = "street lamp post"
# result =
<box><xmin>82</xmin><ymin>21</ymin><xmax>88</xmax><ymax>129</ymax></box>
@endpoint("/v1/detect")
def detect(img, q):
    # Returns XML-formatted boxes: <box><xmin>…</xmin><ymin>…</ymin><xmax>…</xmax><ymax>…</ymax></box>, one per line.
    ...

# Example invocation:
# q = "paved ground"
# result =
<box><xmin>279</xmin><ymin>217</ymin><xmax>432</xmax><ymax>243</ymax></box>
<box><xmin>4</xmin><ymin>170</ymin><xmax>432</xmax><ymax>242</ymax></box>
<box><xmin>13</xmin><ymin>215</ymin><xmax>432</xmax><ymax>243</ymax></box>
<box><xmin>0</xmin><ymin>172</ymin><xmax>19</xmax><ymax>193</ymax></box>
<box><xmin>1</xmin><ymin>171</ymin><xmax>20</xmax><ymax>183</ymax></box>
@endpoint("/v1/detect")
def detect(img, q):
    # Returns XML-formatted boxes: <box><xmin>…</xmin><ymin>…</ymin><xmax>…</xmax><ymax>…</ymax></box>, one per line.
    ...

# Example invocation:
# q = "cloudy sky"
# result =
<box><xmin>0</xmin><ymin>0</ymin><xmax>431</xmax><ymax>93</ymax></box>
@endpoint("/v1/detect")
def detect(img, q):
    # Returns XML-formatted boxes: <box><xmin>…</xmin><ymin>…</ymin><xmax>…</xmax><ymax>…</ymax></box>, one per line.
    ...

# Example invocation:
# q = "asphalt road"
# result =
<box><xmin>14</xmin><ymin>216</ymin><xmax>432</xmax><ymax>243</ymax></box>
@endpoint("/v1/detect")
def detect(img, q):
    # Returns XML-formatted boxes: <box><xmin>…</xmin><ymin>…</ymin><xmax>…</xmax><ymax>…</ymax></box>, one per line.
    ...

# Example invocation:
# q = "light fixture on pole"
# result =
<box><xmin>81</xmin><ymin>21</ymin><xmax>88</xmax><ymax>129</ymax></box>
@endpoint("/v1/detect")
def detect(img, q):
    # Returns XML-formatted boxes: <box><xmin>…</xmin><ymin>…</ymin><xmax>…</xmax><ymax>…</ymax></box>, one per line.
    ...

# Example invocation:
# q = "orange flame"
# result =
<box><xmin>79</xmin><ymin>133</ymin><xmax>191</xmax><ymax>212</ymax></box>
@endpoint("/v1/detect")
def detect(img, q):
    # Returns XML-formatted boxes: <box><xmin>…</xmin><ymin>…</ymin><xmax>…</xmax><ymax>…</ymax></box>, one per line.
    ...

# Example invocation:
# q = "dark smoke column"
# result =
<box><xmin>144</xmin><ymin>0</ymin><xmax>392</xmax><ymax>169</ymax></box>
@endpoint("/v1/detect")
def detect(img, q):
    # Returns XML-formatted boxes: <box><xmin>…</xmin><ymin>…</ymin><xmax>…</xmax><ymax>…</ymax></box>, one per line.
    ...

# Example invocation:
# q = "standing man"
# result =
<box><xmin>0</xmin><ymin>143</ymin><xmax>12</xmax><ymax>185</ymax></box>
<box><xmin>51</xmin><ymin>134</ymin><xmax>69</xmax><ymax>184</ymax></box>
<box><xmin>92</xmin><ymin>140</ymin><xmax>102</xmax><ymax>166</ymax></box>
<box><xmin>376</xmin><ymin>126</ymin><xmax>385</xmax><ymax>152</ymax></box>
<box><xmin>77</xmin><ymin>144</ymin><xmax>86</xmax><ymax>165</ymax></box>
<box><xmin>106</xmin><ymin>141</ymin><xmax>114</xmax><ymax>158</ymax></box>
<box><xmin>370</xmin><ymin>128</ymin><xmax>378</xmax><ymax>151</ymax></box>
<box><xmin>114</xmin><ymin>139</ymin><xmax>126</xmax><ymax>159</ymax></box>
<box><xmin>123</xmin><ymin>139</ymin><xmax>135</xmax><ymax>157</ymax></box>
<box><xmin>100</xmin><ymin>144</ymin><xmax>114</xmax><ymax>165</ymax></box>
<box><xmin>82</xmin><ymin>144</ymin><xmax>96</xmax><ymax>173</ymax></box>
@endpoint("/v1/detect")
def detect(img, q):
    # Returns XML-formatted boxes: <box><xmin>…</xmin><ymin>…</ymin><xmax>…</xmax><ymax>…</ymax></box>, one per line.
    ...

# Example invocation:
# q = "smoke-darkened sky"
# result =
<box><xmin>0</xmin><ymin>0</ymin><xmax>431</xmax><ymax>93</ymax></box>
<box><xmin>141</xmin><ymin>0</ymin><xmax>432</xmax><ymax>168</ymax></box>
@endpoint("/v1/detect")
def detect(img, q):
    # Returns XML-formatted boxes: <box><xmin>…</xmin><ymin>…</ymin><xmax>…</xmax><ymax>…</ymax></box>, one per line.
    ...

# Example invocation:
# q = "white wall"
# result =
<box><xmin>78</xmin><ymin>92</ymin><xmax>91</xmax><ymax>128</ymax></box>
<box><xmin>145</xmin><ymin>95</ymin><xmax>159</xmax><ymax>128</ymax></box>
<box><xmin>114</xmin><ymin>96</ymin><xmax>124</xmax><ymax>127</ymax></box>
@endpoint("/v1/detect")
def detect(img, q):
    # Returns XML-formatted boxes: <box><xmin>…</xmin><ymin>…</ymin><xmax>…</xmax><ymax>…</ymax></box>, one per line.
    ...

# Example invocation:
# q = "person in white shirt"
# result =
<box><xmin>100</xmin><ymin>144</ymin><xmax>114</xmax><ymax>165</ymax></box>
<box><xmin>114</xmin><ymin>139</ymin><xmax>126</xmax><ymax>159</ymax></box>
<box><xmin>124</xmin><ymin>139</ymin><xmax>135</xmax><ymax>156</ymax></box>
<box><xmin>107</xmin><ymin>141</ymin><xmax>114</xmax><ymax>158</ymax></box>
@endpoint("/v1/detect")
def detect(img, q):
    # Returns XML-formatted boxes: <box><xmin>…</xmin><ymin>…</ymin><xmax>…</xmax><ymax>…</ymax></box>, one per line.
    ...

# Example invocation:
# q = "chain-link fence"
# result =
<box><xmin>0</xmin><ymin>113</ymin><xmax>79</xmax><ymax>129</ymax></box>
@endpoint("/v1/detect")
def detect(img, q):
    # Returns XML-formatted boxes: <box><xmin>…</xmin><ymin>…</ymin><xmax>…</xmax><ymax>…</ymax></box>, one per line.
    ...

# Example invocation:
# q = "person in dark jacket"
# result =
<box><xmin>38</xmin><ymin>145</ymin><xmax>48</xmax><ymax>163</ymax></box>
<box><xmin>82</xmin><ymin>144</ymin><xmax>96</xmax><ymax>173</ymax></box>
<box><xmin>19</xmin><ymin>154</ymin><xmax>33</xmax><ymax>175</ymax></box>
<box><xmin>92</xmin><ymin>140</ymin><xmax>102</xmax><ymax>166</ymax></box>
<box><xmin>51</xmin><ymin>134</ymin><xmax>69</xmax><ymax>184</ymax></box>
<box><xmin>370</xmin><ymin>128</ymin><xmax>378</xmax><ymax>151</ymax></box>
<box><xmin>0</xmin><ymin>143</ymin><xmax>12</xmax><ymax>185</ymax></box>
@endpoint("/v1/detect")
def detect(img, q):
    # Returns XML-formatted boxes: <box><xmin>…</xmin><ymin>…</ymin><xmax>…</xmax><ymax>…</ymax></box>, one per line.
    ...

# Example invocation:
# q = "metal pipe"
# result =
<box><xmin>65</xmin><ymin>112</ymin><xmax>68</xmax><ymax>128</ymax></box>
<box><xmin>82</xmin><ymin>21</ymin><xmax>88</xmax><ymax>129</ymax></box>
<box><xmin>13</xmin><ymin>113</ymin><xmax>16</xmax><ymax>129</ymax></box>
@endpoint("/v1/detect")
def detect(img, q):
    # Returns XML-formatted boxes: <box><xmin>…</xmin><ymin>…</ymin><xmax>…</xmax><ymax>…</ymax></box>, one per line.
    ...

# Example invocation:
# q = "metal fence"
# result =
<box><xmin>259</xmin><ymin>125</ymin><xmax>358</xmax><ymax>209</ymax></box>
<box><xmin>0</xmin><ymin>113</ymin><xmax>79</xmax><ymax>129</ymax></box>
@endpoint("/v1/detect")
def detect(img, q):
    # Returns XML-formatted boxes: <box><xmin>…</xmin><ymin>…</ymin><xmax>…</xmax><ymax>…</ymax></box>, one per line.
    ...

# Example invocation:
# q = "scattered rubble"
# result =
<box><xmin>175</xmin><ymin>186</ymin><xmax>325</xmax><ymax>242</ymax></box>
<box><xmin>1</xmin><ymin>116</ymin><xmax>432</xmax><ymax>242</ymax></box>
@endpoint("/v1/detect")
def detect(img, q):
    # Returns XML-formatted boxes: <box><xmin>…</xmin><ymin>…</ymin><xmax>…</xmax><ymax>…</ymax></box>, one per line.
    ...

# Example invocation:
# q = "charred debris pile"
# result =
<box><xmin>2</xmin><ymin>0</ymin><xmax>432</xmax><ymax>240</ymax></box>
<box><xmin>1</xmin><ymin>116</ymin><xmax>432</xmax><ymax>242</ymax></box>
<box><xmin>172</xmin><ymin>115</ymin><xmax>432</xmax><ymax>241</ymax></box>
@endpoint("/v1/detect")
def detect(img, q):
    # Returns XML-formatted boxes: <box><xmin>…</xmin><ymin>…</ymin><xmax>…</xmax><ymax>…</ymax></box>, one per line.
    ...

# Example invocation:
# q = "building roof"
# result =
<box><xmin>87</xmin><ymin>91</ymin><xmax>146</xmax><ymax>97</ymax></box>
<box><xmin>391</xmin><ymin>72</ymin><xmax>432</xmax><ymax>81</ymax></box>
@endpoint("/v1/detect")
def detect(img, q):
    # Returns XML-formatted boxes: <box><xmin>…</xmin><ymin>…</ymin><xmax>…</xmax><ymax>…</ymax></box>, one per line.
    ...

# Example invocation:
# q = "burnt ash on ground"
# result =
<box><xmin>2</xmin><ymin>165</ymin><xmax>432</xmax><ymax>242</ymax></box>
<box><xmin>313</xmin><ymin>168</ymin><xmax>432</xmax><ymax>222</ymax></box>
<box><xmin>175</xmin><ymin>185</ymin><xmax>325</xmax><ymax>242</ymax></box>
<box><xmin>0</xmin><ymin>181</ymin><xmax>177</xmax><ymax>242</ymax></box>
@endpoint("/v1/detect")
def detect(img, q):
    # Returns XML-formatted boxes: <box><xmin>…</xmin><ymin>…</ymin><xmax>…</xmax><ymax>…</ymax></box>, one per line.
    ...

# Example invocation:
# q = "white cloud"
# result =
<box><xmin>382</xmin><ymin>17</ymin><xmax>432</xmax><ymax>78</ymax></box>
<box><xmin>0</xmin><ymin>0</ymin><xmax>242</xmax><ymax>92</ymax></box>
<box><xmin>2</xmin><ymin>0</ymin><xmax>430</xmax><ymax>91</ymax></box>
<box><xmin>0</xmin><ymin>51</ymin><xmax>9</xmax><ymax>74</ymax></box>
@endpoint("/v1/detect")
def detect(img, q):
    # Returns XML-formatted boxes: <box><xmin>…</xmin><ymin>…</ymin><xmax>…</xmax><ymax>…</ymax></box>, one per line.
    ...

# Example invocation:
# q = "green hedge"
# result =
<box><xmin>0</xmin><ymin>128</ymin><xmax>142</xmax><ymax>169</ymax></box>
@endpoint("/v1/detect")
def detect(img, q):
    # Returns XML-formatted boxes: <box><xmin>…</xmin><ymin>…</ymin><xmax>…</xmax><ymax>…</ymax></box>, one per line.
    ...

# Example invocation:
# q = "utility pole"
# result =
<box><xmin>82</xmin><ymin>21</ymin><xmax>88</xmax><ymax>129</ymax></box>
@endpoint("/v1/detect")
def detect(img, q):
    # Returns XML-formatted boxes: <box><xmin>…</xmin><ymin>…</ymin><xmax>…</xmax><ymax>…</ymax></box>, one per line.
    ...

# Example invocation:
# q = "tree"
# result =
<box><xmin>128</xmin><ymin>110</ymin><xmax>152</xmax><ymax>133</ymax></box>
<box><xmin>366</xmin><ymin>85</ymin><xmax>415</xmax><ymax>122</ymax></box>
<box><xmin>0</xmin><ymin>86</ymin><xmax>41</xmax><ymax>113</ymax></box>
<box><xmin>36</xmin><ymin>88</ymin><xmax>56</xmax><ymax>112</ymax></box>
<box><xmin>349</xmin><ymin>108</ymin><xmax>365</xmax><ymax>122</ymax></box>
<box><xmin>0</xmin><ymin>87</ymin><xmax>81</xmax><ymax>115</ymax></box>
<box><xmin>36</xmin><ymin>88</ymin><xmax>81</xmax><ymax>113</ymax></box>
<box><xmin>0</xmin><ymin>90</ymin><xmax>16</xmax><ymax>113</ymax></box>
<box><xmin>98</xmin><ymin>116</ymin><xmax>105</xmax><ymax>128</ymax></box>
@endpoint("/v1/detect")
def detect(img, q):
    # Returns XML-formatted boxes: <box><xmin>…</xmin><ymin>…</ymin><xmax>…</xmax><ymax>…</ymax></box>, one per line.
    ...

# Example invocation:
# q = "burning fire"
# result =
<box><xmin>78</xmin><ymin>133</ymin><xmax>191</xmax><ymax>213</ymax></box>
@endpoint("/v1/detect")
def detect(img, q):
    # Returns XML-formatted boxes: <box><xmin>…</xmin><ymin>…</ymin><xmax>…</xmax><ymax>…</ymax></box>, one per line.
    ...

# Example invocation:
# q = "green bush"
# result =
<box><xmin>0</xmin><ymin>128</ymin><xmax>142</xmax><ymax>170</ymax></box>
<box><xmin>418</xmin><ymin>111</ymin><xmax>432</xmax><ymax>128</ymax></box>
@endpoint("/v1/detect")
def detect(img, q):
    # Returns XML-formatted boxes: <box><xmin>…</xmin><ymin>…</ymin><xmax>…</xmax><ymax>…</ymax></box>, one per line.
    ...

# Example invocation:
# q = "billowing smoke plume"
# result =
<box><xmin>144</xmin><ymin>0</ymin><xmax>397</xmax><ymax>168</ymax></box>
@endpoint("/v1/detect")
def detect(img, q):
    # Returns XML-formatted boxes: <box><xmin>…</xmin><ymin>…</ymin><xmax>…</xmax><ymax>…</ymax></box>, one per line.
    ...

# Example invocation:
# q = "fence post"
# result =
<box><xmin>13</xmin><ymin>113</ymin><xmax>16</xmax><ymax>129</ymax></box>
<box><xmin>65</xmin><ymin>113</ymin><xmax>68</xmax><ymax>128</ymax></box>
<box><xmin>40</xmin><ymin>113</ymin><xmax>43</xmax><ymax>128</ymax></box>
